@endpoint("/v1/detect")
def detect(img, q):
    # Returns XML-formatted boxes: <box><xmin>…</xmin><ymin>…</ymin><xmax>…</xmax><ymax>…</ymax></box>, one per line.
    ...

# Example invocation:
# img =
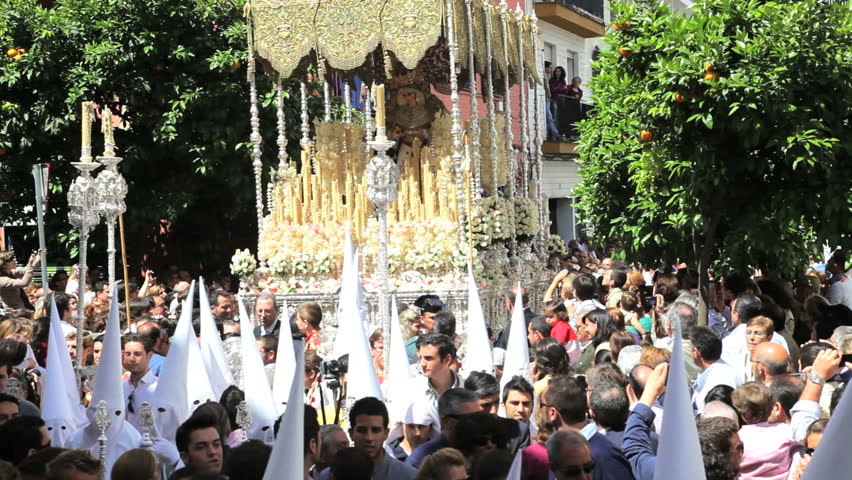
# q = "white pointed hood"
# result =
<box><xmin>153</xmin><ymin>281</ymin><xmax>215</xmax><ymax>441</ymax></box>
<box><xmin>653</xmin><ymin>321</ymin><xmax>706</xmax><ymax>480</ymax></box>
<box><xmin>499</xmin><ymin>284</ymin><xmax>531</xmax><ymax>395</ymax></box>
<box><xmin>42</xmin><ymin>294</ymin><xmax>86</xmax><ymax>446</ymax></box>
<box><xmin>237</xmin><ymin>294</ymin><xmax>278</xmax><ymax>441</ymax></box>
<box><xmin>272</xmin><ymin>300</ymin><xmax>295</xmax><ymax>415</ymax></box>
<box><xmin>71</xmin><ymin>288</ymin><xmax>142</xmax><ymax>479</ymax></box>
<box><xmin>341</xmin><ymin>267</ymin><xmax>383</xmax><ymax>404</ymax></box>
<box><xmin>461</xmin><ymin>264</ymin><xmax>494</xmax><ymax>377</ymax></box>
<box><xmin>262</xmin><ymin>340</ymin><xmax>305</xmax><ymax>480</ymax></box>
<box><xmin>198</xmin><ymin>278</ymin><xmax>235</xmax><ymax>397</ymax></box>
<box><xmin>384</xmin><ymin>295</ymin><xmax>413</xmax><ymax>423</ymax></box>
<box><xmin>333</xmin><ymin>233</ymin><xmax>368</xmax><ymax>360</ymax></box>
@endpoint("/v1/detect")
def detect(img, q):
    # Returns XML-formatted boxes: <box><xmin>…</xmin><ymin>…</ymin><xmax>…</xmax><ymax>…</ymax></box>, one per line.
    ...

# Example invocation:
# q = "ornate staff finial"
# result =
<box><xmin>139</xmin><ymin>402</ymin><xmax>155</xmax><ymax>448</ymax></box>
<box><xmin>236</xmin><ymin>400</ymin><xmax>252</xmax><ymax>443</ymax></box>
<box><xmin>95</xmin><ymin>400</ymin><xmax>111</xmax><ymax>463</ymax></box>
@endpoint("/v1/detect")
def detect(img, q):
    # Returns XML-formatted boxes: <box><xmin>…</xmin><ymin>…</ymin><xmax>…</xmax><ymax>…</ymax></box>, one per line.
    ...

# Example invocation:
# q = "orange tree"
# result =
<box><xmin>577</xmin><ymin>0</ymin><xmax>852</xmax><ymax>283</ymax></box>
<box><xmin>0</xmin><ymin>0</ymin><xmax>323</xmax><ymax>271</ymax></box>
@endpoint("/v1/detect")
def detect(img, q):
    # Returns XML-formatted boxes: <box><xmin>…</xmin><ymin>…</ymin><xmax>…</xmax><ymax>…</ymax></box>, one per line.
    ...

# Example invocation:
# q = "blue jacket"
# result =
<box><xmin>621</xmin><ymin>404</ymin><xmax>657</xmax><ymax>480</ymax></box>
<box><xmin>587</xmin><ymin>431</ymin><xmax>635</xmax><ymax>480</ymax></box>
<box><xmin>404</xmin><ymin>434</ymin><xmax>448</xmax><ymax>469</ymax></box>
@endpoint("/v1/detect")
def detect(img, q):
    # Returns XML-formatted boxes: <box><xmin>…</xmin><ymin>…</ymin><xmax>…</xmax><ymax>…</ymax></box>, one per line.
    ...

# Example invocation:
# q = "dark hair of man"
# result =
<box><xmin>296</xmin><ymin>302</ymin><xmax>322</xmax><ymax>329</ymax></box>
<box><xmin>218</xmin><ymin>386</ymin><xmax>245</xmax><ymax>432</ymax></box>
<box><xmin>543</xmin><ymin>375</ymin><xmax>587</xmax><ymax>424</ymax></box>
<box><xmin>0</xmin><ymin>359</ymin><xmax>13</xmax><ymax>380</ymax></box>
<box><xmin>690</xmin><ymin>326</ymin><xmax>723</xmax><ymax>362</ymax></box>
<box><xmin>533</xmin><ymin>337</ymin><xmax>571</xmax><ymax>377</ymax></box>
<box><xmin>589</xmin><ymin>382</ymin><xmax>629</xmax><ymax>430</ymax></box>
<box><xmin>413</xmin><ymin>294</ymin><xmax>444</xmax><ymax>315</ymax></box>
<box><xmin>0</xmin><ymin>392</ymin><xmax>19</xmax><ymax>407</ymax></box>
<box><xmin>0</xmin><ymin>338</ymin><xmax>26</xmax><ymax>365</ymax></box>
<box><xmin>259</xmin><ymin>334</ymin><xmax>278</xmax><ymax>355</ymax></box>
<box><xmin>770</xmin><ymin>376</ymin><xmax>804</xmax><ymax>418</ymax></box>
<box><xmin>331</xmin><ymin>447</ymin><xmax>374</xmax><ymax>480</ymax></box>
<box><xmin>572</xmin><ymin>273</ymin><xmax>597</xmax><ymax>301</ymax></box>
<box><xmin>704</xmin><ymin>384</ymin><xmax>735</xmax><ymax>408</ymax></box>
<box><xmin>799</xmin><ymin>342</ymin><xmax>835</xmax><ymax>369</ymax></box>
<box><xmin>175</xmin><ymin>414</ymin><xmax>220</xmax><ymax>454</ymax></box>
<box><xmin>303</xmin><ymin>404</ymin><xmax>320</xmax><ymax>454</ymax></box>
<box><xmin>586</xmin><ymin>362</ymin><xmax>628</xmax><ymax>389</ymax></box>
<box><xmin>724</xmin><ymin>274</ymin><xmax>752</xmax><ymax>298</ymax></box>
<box><xmin>761</xmin><ymin>303</ymin><xmax>787</xmax><ymax>334</ymax></box>
<box><xmin>611</xmin><ymin>268</ymin><xmax>628</xmax><ymax>289</ymax></box>
<box><xmin>454</xmin><ymin>411</ymin><xmax>509</xmax><ymax>455</ymax></box>
<box><xmin>129</xmin><ymin>298</ymin><xmax>154</xmax><ymax>319</ymax></box>
<box><xmin>0</xmin><ymin>415</ymin><xmax>46</xmax><ymax>464</ymax></box>
<box><xmin>348</xmin><ymin>397</ymin><xmax>389</xmax><ymax>430</ymax></box>
<box><xmin>46</xmin><ymin>449</ymin><xmax>101</xmax><ymax>480</ymax></box>
<box><xmin>121</xmin><ymin>333</ymin><xmax>153</xmax><ymax>354</ymax></box>
<box><xmin>136</xmin><ymin>321</ymin><xmax>162</xmax><ymax>345</ymax></box>
<box><xmin>211</xmin><ymin>290</ymin><xmax>233</xmax><ymax>308</ymax></box>
<box><xmin>95</xmin><ymin>281</ymin><xmax>109</xmax><ymax>293</ymax></box>
<box><xmin>830</xmin><ymin>383</ymin><xmax>846</xmax><ymax>416</ymax></box>
<box><xmin>53</xmin><ymin>292</ymin><xmax>71</xmax><ymax>320</ymax></box>
<box><xmin>585</xmin><ymin>309</ymin><xmax>617</xmax><ymax>348</ymax></box>
<box><xmin>654</xmin><ymin>274</ymin><xmax>680</xmax><ymax>304</ymax></box>
<box><xmin>503</xmin><ymin>288</ymin><xmax>530</xmax><ymax>307</ymax></box>
<box><xmin>464</xmin><ymin>371</ymin><xmax>499</xmax><ymax>399</ymax></box>
<box><xmin>544</xmin><ymin>60</ymin><xmax>552</xmax><ymax>69</ymax></box>
<box><xmin>415</xmin><ymin>333</ymin><xmax>456</xmax><ymax>360</ymax></box>
<box><xmin>530</xmin><ymin>316</ymin><xmax>552</xmax><ymax>338</ymax></box>
<box><xmin>734</xmin><ymin>293</ymin><xmax>762</xmax><ymax>323</ymax></box>
<box><xmin>696</xmin><ymin>417</ymin><xmax>740</xmax><ymax>480</ymax></box>
<box><xmin>222</xmin><ymin>440</ymin><xmax>270</xmax><ymax>480</ymax></box>
<box><xmin>502</xmin><ymin>375</ymin><xmax>534</xmax><ymax>403</ymax></box>
<box><xmin>594</xmin><ymin>348</ymin><xmax>612</xmax><ymax>365</ymax></box>
<box><xmin>438</xmin><ymin>388</ymin><xmax>479</xmax><ymax>418</ymax></box>
<box><xmin>17</xmin><ymin>447</ymin><xmax>67</xmax><ymax>477</ymax></box>
<box><xmin>628</xmin><ymin>364</ymin><xmax>651</xmax><ymax>399</ymax></box>
<box><xmin>432</xmin><ymin>311</ymin><xmax>457</xmax><ymax>338</ymax></box>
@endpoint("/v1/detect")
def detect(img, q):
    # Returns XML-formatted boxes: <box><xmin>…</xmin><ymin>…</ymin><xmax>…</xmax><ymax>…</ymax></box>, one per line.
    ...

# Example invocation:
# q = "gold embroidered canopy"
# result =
<box><xmin>247</xmin><ymin>0</ymin><xmax>541</xmax><ymax>84</ymax></box>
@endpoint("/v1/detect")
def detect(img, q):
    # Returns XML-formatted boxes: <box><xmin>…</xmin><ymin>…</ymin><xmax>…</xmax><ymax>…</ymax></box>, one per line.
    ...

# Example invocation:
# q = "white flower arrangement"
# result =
<box><xmin>230</xmin><ymin>249</ymin><xmax>257</xmax><ymax>278</ymax></box>
<box><xmin>547</xmin><ymin>234</ymin><xmax>568</xmax><ymax>258</ymax></box>
<box><xmin>514</xmin><ymin>197</ymin><xmax>540</xmax><ymax>239</ymax></box>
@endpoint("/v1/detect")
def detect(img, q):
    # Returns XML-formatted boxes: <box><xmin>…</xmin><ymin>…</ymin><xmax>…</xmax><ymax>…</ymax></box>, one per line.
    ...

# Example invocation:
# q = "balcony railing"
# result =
<box><xmin>551</xmin><ymin>97</ymin><xmax>592</xmax><ymax>141</ymax></box>
<box><xmin>538</xmin><ymin>0</ymin><xmax>605</xmax><ymax>22</ymax></box>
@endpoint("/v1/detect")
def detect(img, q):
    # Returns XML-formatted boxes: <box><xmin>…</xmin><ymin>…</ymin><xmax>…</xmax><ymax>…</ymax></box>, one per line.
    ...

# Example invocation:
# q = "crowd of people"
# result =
<box><xmin>0</xmin><ymin>242</ymin><xmax>850</xmax><ymax>480</ymax></box>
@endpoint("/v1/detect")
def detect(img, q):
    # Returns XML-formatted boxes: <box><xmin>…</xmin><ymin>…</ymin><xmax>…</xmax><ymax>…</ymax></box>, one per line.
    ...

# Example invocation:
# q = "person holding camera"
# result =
<box><xmin>0</xmin><ymin>250</ymin><xmax>42</xmax><ymax>311</ymax></box>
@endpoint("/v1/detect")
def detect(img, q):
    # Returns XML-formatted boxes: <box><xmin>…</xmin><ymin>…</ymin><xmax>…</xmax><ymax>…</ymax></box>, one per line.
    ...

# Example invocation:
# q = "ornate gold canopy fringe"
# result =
<box><xmin>247</xmin><ymin>0</ymin><xmax>541</xmax><ymax>85</ymax></box>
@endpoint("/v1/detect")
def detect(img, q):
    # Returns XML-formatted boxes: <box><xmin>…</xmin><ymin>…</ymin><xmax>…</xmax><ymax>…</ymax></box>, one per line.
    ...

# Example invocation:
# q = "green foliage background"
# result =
<box><xmin>0</xmin><ymin>0</ymin><xmax>323</xmax><ymax>272</ymax></box>
<box><xmin>577</xmin><ymin>0</ymin><xmax>852</xmax><ymax>278</ymax></box>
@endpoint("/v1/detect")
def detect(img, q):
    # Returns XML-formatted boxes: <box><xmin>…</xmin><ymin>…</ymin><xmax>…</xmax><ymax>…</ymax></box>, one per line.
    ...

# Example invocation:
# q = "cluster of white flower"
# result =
<box><xmin>230</xmin><ymin>249</ymin><xmax>257</xmax><ymax>278</ymax></box>
<box><xmin>469</xmin><ymin>196</ymin><xmax>516</xmax><ymax>248</ymax></box>
<box><xmin>547</xmin><ymin>234</ymin><xmax>568</xmax><ymax>258</ymax></box>
<box><xmin>514</xmin><ymin>197</ymin><xmax>540</xmax><ymax>239</ymax></box>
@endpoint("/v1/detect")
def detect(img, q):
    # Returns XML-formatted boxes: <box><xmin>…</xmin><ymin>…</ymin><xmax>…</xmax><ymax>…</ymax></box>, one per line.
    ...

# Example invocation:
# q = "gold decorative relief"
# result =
<box><xmin>471</xmin><ymin>0</ymin><xmax>488</xmax><ymax>75</ymax></box>
<box><xmin>250</xmin><ymin>0</ymin><xmax>319</xmax><ymax>78</ymax></box>
<box><xmin>381</xmin><ymin>0</ymin><xmax>443</xmax><ymax>70</ymax></box>
<box><xmin>315</xmin><ymin>0</ymin><xmax>385</xmax><ymax>71</ymax></box>
<box><xmin>450</xmin><ymin>0</ymin><xmax>469</xmax><ymax>71</ymax></box>
<box><xmin>488</xmin><ymin>3</ymin><xmax>506</xmax><ymax>78</ymax></box>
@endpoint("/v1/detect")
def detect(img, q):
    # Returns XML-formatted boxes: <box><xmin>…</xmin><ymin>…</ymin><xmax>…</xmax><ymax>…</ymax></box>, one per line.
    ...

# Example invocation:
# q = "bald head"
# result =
<box><xmin>700</xmin><ymin>401</ymin><xmax>740</xmax><ymax>424</ymax></box>
<box><xmin>628</xmin><ymin>364</ymin><xmax>653</xmax><ymax>398</ymax></box>
<box><xmin>753</xmin><ymin>342</ymin><xmax>789</xmax><ymax>383</ymax></box>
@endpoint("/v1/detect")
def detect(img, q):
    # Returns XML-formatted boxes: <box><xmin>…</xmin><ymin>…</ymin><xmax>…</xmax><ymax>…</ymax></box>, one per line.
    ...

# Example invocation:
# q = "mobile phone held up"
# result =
<box><xmin>645</xmin><ymin>296</ymin><xmax>656</xmax><ymax>307</ymax></box>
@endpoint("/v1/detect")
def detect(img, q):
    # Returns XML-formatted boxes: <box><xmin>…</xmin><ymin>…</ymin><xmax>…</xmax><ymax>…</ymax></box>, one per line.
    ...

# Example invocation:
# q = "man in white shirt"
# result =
<box><xmin>721</xmin><ymin>294</ymin><xmax>788</xmax><ymax>367</ymax></box>
<box><xmin>826</xmin><ymin>251</ymin><xmax>852</xmax><ymax>309</ymax></box>
<box><xmin>122</xmin><ymin>333</ymin><xmax>159</xmax><ymax>434</ymax></box>
<box><xmin>690</xmin><ymin>326</ymin><xmax>741</xmax><ymax>413</ymax></box>
<box><xmin>409</xmin><ymin>333</ymin><xmax>462</xmax><ymax>411</ymax></box>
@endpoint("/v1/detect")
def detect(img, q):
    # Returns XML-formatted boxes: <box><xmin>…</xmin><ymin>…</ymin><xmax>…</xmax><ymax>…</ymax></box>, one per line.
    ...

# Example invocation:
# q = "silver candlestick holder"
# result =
<box><xmin>365</xmin><ymin>130</ymin><xmax>399</xmax><ymax>377</ymax></box>
<box><xmin>235</xmin><ymin>400</ymin><xmax>252</xmax><ymax>443</ymax></box>
<box><xmin>94</xmin><ymin>155</ymin><xmax>127</xmax><ymax>298</ymax></box>
<box><xmin>139</xmin><ymin>402</ymin><xmax>155</xmax><ymax>448</ymax></box>
<box><xmin>68</xmin><ymin>161</ymin><xmax>102</xmax><ymax>377</ymax></box>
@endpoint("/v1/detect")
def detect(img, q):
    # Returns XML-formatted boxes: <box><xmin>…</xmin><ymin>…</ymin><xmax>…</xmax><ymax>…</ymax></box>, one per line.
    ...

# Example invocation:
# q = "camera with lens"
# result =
<box><xmin>321</xmin><ymin>359</ymin><xmax>342</xmax><ymax>390</ymax></box>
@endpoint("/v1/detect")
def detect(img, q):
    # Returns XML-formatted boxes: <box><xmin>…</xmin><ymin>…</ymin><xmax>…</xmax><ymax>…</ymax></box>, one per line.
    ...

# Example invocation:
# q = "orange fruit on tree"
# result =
<box><xmin>18</xmin><ymin>48</ymin><xmax>26</xmax><ymax>54</ymax></box>
<box><xmin>613</xmin><ymin>22</ymin><xmax>622</xmax><ymax>30</ymax></box>
<box><xmin>13</xmin><ymin>54</ymin><xmax>22</xmax><ymax>61</ymax></box>
<box><xmin>154</xmin><ymin>65</ymin><xmax>163</xmax><ymax>71</ymax></box>
<box><xmin>618</xmin><ymin>48</ymin><xmax>632</xmax><ymax>56</ymax></box>
<box><xmin>704</xmin><ymin>72</ymin><xmax>718</xmax><ymax>81</ymax></box>
<box><xmin>624</xmin><ymin>20</ymin><xmax>632</xmax><ymax>27</ymax></box>
<box><xmin>6</xmin><ymin>48</ymin><xmax>18</xmax><ymax>57</ymax></box>
<box><xmin>233</xmin><ymin>61</ymin><xmax>241</xmax><ymax>70</ymax></box>
<box><xmin>705</xmin><ymin>63</ymin><xmax>714</xmax><ymax>72</ymax></box>
<box><xmin>674</xmin><ymin>93</ymin><xmax>686</xmax><ymax>103</ymax></box>
<box><xmin>640</xmin><ymin>130</ymin><xmax>653</xmax><ymax>142</ymax></box>
<box><xmin>0</xmin><ymin>149</ymin><xmax>7</xmax><ymax>156</ymax></box>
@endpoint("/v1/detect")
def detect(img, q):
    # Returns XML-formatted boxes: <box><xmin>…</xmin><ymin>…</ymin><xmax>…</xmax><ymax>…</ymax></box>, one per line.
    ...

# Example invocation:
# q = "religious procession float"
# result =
<box><xmin>230</xmin><ymin>0</ymin><xmax>567</xmax><ymax>313</ymax></box>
